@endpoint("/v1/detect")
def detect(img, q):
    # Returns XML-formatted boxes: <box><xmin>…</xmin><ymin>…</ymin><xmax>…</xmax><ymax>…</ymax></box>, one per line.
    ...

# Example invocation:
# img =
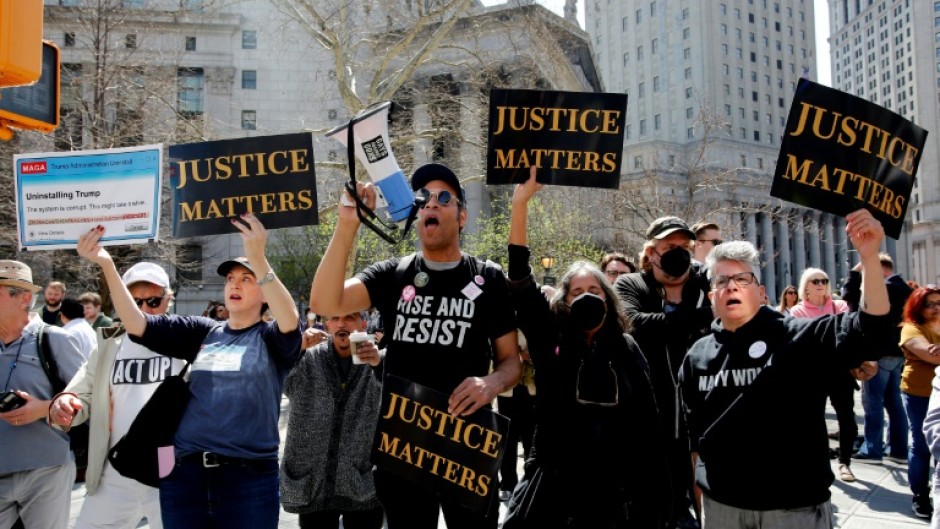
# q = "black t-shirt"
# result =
<box><xmin>42</xmin><ymin>306</ymin><xmax>62</xmax><ymax>326</ymax></box>
<box><xmin>357</xmin><ymin>253</ymin><xmax>516</xmax><ymax>395</ymax></box>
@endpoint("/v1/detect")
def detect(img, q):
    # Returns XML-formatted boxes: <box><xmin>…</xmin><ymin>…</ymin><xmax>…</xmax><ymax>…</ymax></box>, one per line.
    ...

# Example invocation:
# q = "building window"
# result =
<box><xmin>686</xmin><ymin>107</ymin><xmax>694</xmax><ymax>119</ymax></box>
<box><xmin>639</xmin><ymin>119</ymin><xmax>647</xmax><ymax>135</ymax></box>
<box><xmin>177</xmin><ymin>67</ymin><xmax>204</xmax><ymax>116</ymax></box>
<box><xmin>634</xmin><ymin>156</ymin><xmax>643</xmax><ymax>169</ymax></box>
<box><xmin>653</xmin><ymin>76</ymin><xmax>660</xmax><ymax>91</ymax></box>
<box><xmin>241</xmin><ymin>110</ymin><xmax>257</xmax><ymax>130</ymax></box>
<box><xmin>753</xmin><ymin>130</ymin><xmax>761</xmax><ymax>141</ymax></box>
<box><xmin>64</xmin><ymin>32</ymin><xmax>76</xmax><ymax>47</ymax></box>
<box><xmin>126</xmin><ymin>34</ymin><xmax>137</xmax><ymax>49</ymax></box>
<box><xmin>185</xmin><ymin>37</ymin><xmax>196</xmax><ymax>51</ymax></box>
<box><xmin>242</xmin><ymin>70</ymin><xmax>257</xmax><ymax>89</ymax></box>
<box><xmin>638</xmin><ymin>82</ymin><xmax>645</xmax><ymax>98</ymax></box>
<box><xmin>687</xmin><ymin>127</ymin><xmax>694</xmax><ymax>139</ymax></box>
<box><xmin>654</xmin><ymin>114</ymin><xmax>661</xmax><ymax>130</ymax></box>
<box><xmin>685</xmin><ymin>87</ymin><xmax>693</xmax><ymax>99</ymax></box>
<box><xmin>242</xmin><ymin>30</ymin><xmax>257</xmax><ymax>49</ymax></box>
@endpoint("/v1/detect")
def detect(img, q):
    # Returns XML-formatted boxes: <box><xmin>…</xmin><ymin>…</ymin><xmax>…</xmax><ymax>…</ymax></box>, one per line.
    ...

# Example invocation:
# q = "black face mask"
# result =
<box><xmin>655</xmin><ymin>246</ymin><xmax>692</xmax><ymax>278</ymax></box>
<box><xmin>569</xmin><ymin>292</ymin><xmax>607</xmax><ymax>332</ymax></box>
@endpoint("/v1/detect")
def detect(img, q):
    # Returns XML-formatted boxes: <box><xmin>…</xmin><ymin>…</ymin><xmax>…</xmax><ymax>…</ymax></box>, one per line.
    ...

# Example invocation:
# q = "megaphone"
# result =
<box><xmin>326</xmin><ymin>102</ymin><xmax>416</xmax><ymax>243</ymax></box>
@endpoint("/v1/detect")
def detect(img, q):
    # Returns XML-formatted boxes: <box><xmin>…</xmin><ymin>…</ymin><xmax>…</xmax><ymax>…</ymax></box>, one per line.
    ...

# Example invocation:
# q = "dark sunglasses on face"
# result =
<box><xmin>697</xmin><ymin>238</ymin><xmax>723</xmax><ymax>246</ymax></box>
<box><xmin>133</xmin><ymin>296</ymin><xmax>164</xmax><ymax>308</ymax></box>
<box><xmin>415</xmin><ymin>188</ymin><xmax>458</xmax><ymax>208</ymax></box>
<box><xmin>785</xmin><ymin>291</ymin><xmax>797</xmax><ymax>295</ymax></box>
<box><xmin>809</xmin><ymin>278</ymin><xmax>830</xmax><ymax>286</ymax></box>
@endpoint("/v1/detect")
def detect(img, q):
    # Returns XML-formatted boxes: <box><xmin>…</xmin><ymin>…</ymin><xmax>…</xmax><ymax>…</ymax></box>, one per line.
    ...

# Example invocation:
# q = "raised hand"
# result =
<box><xmin>76</xmin><ymin>226</ymin><xmax>113</xmax><ymax>267</ymax></box>
<box><xmin>512</xmin><ymin>166</ymin><xmax>543</xmax><ymax>206</ymax></box>
<box><xmin>338</xmin><ymin>181</ymin><xmax>377</xmax><ymax>225</ymax></box>
<box><xmin>230</xmin><ymin>213</ymin><xmax>270</xmax><ymax>267</ymax></box>
<box><xmin>845</xmin><ymin>209</ymin><xmax>885</xmax><ymax>260</ymax></box>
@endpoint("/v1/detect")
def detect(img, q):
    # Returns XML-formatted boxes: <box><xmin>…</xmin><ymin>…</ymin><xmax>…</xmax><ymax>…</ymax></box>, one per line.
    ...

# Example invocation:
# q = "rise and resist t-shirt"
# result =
<box><xmin>131</xmin><ymin>315</ymin><xmax>302</xmax><ymax>460</ymax></box>
<box><xmin>357</xmin><ymin>253</ymin><xmax>516</xmax><ymax>395</ymax></box>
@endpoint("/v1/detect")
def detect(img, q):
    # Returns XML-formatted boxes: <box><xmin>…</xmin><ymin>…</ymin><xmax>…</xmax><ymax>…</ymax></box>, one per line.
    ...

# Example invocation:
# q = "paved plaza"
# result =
<box><xmin>66</xmin><ymin>392</ymin><xmax>931</xmax><ymax>528</ymax></box>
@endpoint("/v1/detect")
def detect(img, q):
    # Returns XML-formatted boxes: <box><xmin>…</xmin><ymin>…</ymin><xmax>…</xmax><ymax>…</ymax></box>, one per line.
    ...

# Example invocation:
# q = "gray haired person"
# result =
<box><xmin>678</xmin><ymin>210</ymin><xmax>897</xmax><ymax>529</ymax></box>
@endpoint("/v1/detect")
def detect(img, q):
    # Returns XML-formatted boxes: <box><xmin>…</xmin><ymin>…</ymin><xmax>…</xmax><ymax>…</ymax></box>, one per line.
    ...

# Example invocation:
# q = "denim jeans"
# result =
<box><xmin>160</xmin><ymin>458</ymin><xmax>280</xmax><ymax>529</ymax></box>
<box><xmin>904</xmin><ymin>393</ymin><xmax>931</xmax><ymax>498</ymax></box>
<box><xmin>859</xmin><ymin>356</ymin><xmax>909</xmax><ymax>458</ymax></box>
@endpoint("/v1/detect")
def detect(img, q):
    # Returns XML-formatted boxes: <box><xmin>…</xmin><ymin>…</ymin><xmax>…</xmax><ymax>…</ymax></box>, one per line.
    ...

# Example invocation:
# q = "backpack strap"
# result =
<box><xmin>394</xmin><ymin>253</ymin><xmax>417</xmax><ymax>286</ymax></box>
<box><xmin>36</xmin><ymin>323</ymin><xmax>66</xmax><ymax>394</ymax></box>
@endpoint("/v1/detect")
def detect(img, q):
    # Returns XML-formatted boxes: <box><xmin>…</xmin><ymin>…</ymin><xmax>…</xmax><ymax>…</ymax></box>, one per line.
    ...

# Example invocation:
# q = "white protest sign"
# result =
<box><xmin>14</xmin><ymin>144</ymin><xmax>162</xmax><ymax>251</ymax></box>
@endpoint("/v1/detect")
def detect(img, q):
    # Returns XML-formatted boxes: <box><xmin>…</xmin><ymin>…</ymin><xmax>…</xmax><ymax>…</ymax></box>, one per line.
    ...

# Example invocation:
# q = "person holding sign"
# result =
<box><xmin>501</xmin><ymin>168</ymin><xmax>671</xmax><ymax>529</ymax></box>
<box><xmin>309</xmin><ymin>163</ymin><xmax>521</xmax><ymax>529</ymax></box>
<box><xmin>678</xmin><ymin>209</ymin><xmax>896</xmax><ymax>529</ymax></box>
<box><xmin>76</xmin><ymin>213</ymin><xmax>302</xmax><ymax>529</ymax></box>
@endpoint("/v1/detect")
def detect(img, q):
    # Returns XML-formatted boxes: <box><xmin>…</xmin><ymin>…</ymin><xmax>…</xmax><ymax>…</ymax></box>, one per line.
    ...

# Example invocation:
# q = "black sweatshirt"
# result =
<box><xmin>678</xmin><ymin>306</ymin><xmax>896</xmax><ymax>510</ymax></box>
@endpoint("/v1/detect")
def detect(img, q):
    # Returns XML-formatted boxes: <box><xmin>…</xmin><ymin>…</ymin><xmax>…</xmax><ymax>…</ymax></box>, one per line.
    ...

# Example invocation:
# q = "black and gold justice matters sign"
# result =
<box><xmin>372</xmin><ymin>375</ymin><xmax>509</xmax><ymax>512</ymax></box>
<box><xmin>169</xmin><ymin>133</ymin><xmax>319</xmax><ymax>238</ymax></box>
<box><xmin>771</xmin><ymin>79</ymin><xmax>927</xmax><ymax>239</ymax></box>
<box><xmin>486</xmin><ymin>89</ymin><xmax>628</xmax><ymax>189</ymax></box>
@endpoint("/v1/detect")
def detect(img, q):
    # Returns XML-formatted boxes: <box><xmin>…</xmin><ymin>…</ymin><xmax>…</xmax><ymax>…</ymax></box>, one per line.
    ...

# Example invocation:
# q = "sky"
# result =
<box><xmin>480</xmin><ymin>0</ymin><xmax>832</xmax><ymax>85</ymax></box>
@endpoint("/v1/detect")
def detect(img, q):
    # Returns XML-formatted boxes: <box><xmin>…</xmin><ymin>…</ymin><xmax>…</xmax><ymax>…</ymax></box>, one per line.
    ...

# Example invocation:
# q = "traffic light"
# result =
<box><xmin>0</xmin><ymin>0</ymin><xmax>44</xmax><ymax>87</ymax></box>
<box><xmin>0</xmin><ymin>41</ymin><xmax>60</xmax><ymax>139</ymax></box>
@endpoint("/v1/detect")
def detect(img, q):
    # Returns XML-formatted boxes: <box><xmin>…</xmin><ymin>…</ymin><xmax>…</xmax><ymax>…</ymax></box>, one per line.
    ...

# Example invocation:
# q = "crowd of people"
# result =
<box><xmin>0</xmin><ymin>162</ymin><xmax>938</xmax><ymax>529</ymax></box>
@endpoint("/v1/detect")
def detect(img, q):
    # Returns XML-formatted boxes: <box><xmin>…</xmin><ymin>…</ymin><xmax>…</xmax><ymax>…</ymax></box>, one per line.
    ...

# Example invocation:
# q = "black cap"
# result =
<box><xmin>646</xmin><ymin>216</ymin><xmax>695</xmax><ymax>241</ymax></box>
<box><xmin>411</xmin><ymin>163</ymin><xmax>465</xmax><ymax>203</ymax></box>
<box><xmin>216</xmin><ymin>257</ymin><xmax>256</xmax><ymax>277</ymax></box>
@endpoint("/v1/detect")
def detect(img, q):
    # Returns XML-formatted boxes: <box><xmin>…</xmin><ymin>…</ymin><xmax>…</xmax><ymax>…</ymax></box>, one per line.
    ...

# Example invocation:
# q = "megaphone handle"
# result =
<box><xmin>345</xmin><ymin>181</ymin><xmax>398</xmax><ymax>245</ymax></box>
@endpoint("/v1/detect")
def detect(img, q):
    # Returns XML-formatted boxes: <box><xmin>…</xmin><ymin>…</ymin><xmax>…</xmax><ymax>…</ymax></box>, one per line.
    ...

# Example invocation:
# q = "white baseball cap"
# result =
<box><xmin>122</xmin><ymin>262</ymin><xmax>170</xmax><ymax>289</ymax></box>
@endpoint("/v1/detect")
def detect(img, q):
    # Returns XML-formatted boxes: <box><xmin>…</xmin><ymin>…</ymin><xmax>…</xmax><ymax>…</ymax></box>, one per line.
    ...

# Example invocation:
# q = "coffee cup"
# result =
<box><xmin>349</xmin><ymin>331</ymin><xmax>373</xmax><ymax>364</ymax></box>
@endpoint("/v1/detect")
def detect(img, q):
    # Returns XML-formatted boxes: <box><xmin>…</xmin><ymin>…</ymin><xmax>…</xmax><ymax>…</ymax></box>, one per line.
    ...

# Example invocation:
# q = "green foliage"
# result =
<box><xmin>462</xmin><ymin>193</ymin><xmax>605</xmax><ymax>275</ymax></box>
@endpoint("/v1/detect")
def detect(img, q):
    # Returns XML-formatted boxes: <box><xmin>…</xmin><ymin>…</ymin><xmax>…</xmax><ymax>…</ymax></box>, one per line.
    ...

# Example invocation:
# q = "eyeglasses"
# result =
<box><xmin>604</xmin><ymin>269</ymin><xmax>628</xmax><ymax>278</ymax></box>
<box><xmin>809</xmin><ymin>278</ymin><xmax>830</xmax><ymax>286</ymax></box>
<box><xmin>415</xmin><ymin>188</ymin><xmax>459</xmax><ymax>208</ymax></box>
<box><xmin>697</xmin><ymin>239</ymin><xmax>723</xmax><ymax>246</ymax></box>
<box><xmin>575</xmin><ymin>360</ymin><xmax>619</xmax><ymax>407</ymax></box>
<box><xmin>133</xmin><ymin>296</ymin><xmax>164</xmax><ymax>308</ymax></box>
<box><xmin>924</xmin><ymin>302</ymin><xmax>940</xmax><ymax>309</ymax></box>
<box><xmin>710</xmin><ymin>272</ymin><xmax>757</xmax><ymax>290</ymax></box>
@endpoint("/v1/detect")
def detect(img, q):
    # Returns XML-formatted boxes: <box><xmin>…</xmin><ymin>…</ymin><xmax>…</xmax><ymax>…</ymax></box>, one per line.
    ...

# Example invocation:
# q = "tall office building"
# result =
<box><xmin>586</xmin><ymin>0</ymin><xmax>853</xmax><ymax>302</ymax></box>
<box><xmin>827</xmin><ymin>0</ymin><xmax>940</xmax><ymax>286</ymax></box>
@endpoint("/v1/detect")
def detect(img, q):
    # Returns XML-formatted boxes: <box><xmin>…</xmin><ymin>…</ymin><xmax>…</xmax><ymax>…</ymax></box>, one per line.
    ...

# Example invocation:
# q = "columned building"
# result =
<box><xmin>585</xmin><ymin>0</ymin><xmax>871</xmax><ymax>302</ymax></box>
<box><xmin>827</xmin><ymin>0</ymin><xmax>940</xmax><ymax>286</ymax></box>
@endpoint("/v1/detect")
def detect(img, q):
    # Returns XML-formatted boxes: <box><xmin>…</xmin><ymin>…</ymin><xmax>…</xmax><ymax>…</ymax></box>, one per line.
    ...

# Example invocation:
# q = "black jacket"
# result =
<box><xmin>507</xmin><ymin>246</ymin><xmax>671</xmax><ymax>528</ymax></box>
<box><xmin>615</xmin><ymin>265</ymin><xmax>713</xmax><ymax>438</ymax></box>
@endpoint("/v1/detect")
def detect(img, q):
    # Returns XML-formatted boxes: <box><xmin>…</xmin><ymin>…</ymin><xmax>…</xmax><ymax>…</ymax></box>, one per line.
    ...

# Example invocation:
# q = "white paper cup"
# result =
<box><xmin>349</xmin><ymin>331</ymin><xmax>373</xmax><ymax>364</ymax></box>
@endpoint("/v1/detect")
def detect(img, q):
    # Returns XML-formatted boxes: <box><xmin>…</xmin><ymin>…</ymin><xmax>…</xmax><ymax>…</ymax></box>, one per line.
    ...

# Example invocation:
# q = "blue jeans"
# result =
<box><xmin>160</xmin><ymin>457</ymin><xmax>280</xmax><ymax>529</ymax></box>
<box><xmin>904</xmin><ymin>393</ymin><xmax>931</xmax><ymax>498</ymax></box>
<box><xmin>858</xmin><ymin>356</ymin><xmax>909</xmax><ymax>458</ymax></box>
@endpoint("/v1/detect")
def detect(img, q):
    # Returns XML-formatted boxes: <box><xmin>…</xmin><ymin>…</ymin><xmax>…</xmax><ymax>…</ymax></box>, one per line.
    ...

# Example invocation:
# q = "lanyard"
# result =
<box><xmin>2</xmin><ymin>339</ymin><xmax>25</xmax><ymax>392</ymax></box>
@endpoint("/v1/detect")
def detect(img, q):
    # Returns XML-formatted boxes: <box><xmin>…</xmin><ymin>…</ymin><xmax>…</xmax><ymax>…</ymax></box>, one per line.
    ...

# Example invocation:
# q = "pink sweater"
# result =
<box><xmin>790</xmin><ymin>298</ymin><xmax>849</xmax><ymax>318</ymax></box>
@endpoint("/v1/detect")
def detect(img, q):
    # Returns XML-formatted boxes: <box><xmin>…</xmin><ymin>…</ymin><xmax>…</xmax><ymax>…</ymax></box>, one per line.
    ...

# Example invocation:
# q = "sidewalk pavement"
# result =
<box><xmin>67</xmin><ymin>392</ymin><xmax>929</xmax><ymax>528</ymax></box>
